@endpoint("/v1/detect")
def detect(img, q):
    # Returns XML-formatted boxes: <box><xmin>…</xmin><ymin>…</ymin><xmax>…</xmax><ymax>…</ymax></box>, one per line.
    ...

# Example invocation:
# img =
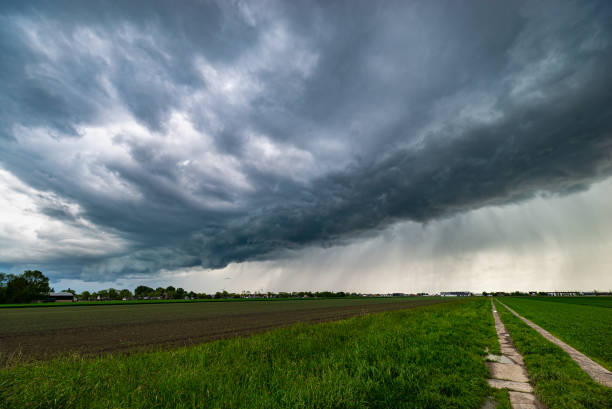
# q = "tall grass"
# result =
<box><xmin>1</xmin><ymin>299</ymin><xmax>499</xmax><ymax>408</ymax></box>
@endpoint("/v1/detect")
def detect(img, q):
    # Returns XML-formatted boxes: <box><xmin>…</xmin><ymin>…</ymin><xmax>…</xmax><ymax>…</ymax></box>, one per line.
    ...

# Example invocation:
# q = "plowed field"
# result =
<box><xmin>0</xmin><ymin>297</ymin><xmax>447</xmax><ymax>362</ymax></box>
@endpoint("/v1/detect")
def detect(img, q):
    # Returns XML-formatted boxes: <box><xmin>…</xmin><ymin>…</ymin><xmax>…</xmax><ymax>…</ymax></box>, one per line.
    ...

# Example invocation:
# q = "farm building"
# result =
<box><xmin>547</xmin><ymin>291</ymin><xmax>579</xmax><ymax>296</ymax></box>
<box><xmin>47</xmin><ymin>292</ymin><xmax>75</xmax><ymax>302</ymax></box>
<box><xmin>440</xmin><ymin>291</ymin><xmax>472</xmax><ymax>297</ymax></box>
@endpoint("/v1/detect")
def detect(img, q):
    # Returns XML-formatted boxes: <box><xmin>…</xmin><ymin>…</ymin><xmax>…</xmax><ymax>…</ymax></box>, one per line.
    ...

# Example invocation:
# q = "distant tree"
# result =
<box><xmin>175</xmin><ymin>288</ymin><xmax>186</xmax><ymax>299</ymax></box>
<box><xmin>134</xmin><ymin>285</ymin><xmax>154</xmax><ymax>298</ymax></box>
<box><xmin>214</xmin><ymin>290</ymin><xmax>229</xmax><ymax>299</ymax></box>
<box><xmin>119</xmin><ymin>289</ymin><xmax>132</xmax><ymax>299</ymax></box>
<box><xmin>0</xmin><ymin>273</ymin><xmax>7</xmax><ymax>303</ymax></box>
<box><xmin>62</xmin><ymin>288</ymin><xmax>76</xmax><ymax>295</ymax></box>
<box><xmin>6</xmin><ymin>275</ymin><xmax>29</xmax><ymax>303</ymax></box>
<box><xmin>80</xmin><ymin>290</ymin><xmax>91</xmax><ymax>301</ymax></box>
<box><xmin>97</xmin><ymin>289</ymin><xmax>109</xmax><ymax>300</ymax></box>
<box><xmin>482</xmin><ymin>291</ymin><xmax>488</xmax><ymax>296</ymax></box>
<box><xmin>23</xmin><ymin>270</ymin><xmax>51</xmax><ymax>301</ymax></box>
<box><xmin>107</xmin><ymin>288</ymin><xmax>119</xmax><ymax>300</ymax></box>
<box><xmin>165</xmin><ymin>286</ymin><xmax>176</xmax><ymax>299</ymax></box>
<box><xmin>154</xmin><ymin>287</ymin><xmax>165</xmax><ymax>297</ymax></box>
<box><xmin>0</xmin><ymin>270</ymin><xmax>51</xmax><ymax>303</ymax></box>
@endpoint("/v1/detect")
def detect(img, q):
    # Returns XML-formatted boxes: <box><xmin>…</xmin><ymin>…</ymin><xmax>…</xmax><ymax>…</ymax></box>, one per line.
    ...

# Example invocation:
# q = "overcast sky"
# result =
<box><xmin>1</xmin><ymin>0</ymin><xmax>612</xmax><ymax>293</ymax></box>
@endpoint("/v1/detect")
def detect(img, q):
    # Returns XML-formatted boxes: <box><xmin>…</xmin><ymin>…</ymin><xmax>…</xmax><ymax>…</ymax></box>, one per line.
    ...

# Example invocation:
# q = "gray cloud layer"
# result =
<box><xmin>1</xmin><ymin>0</ymin><xmax>612</xmax><ymax>280</ymax></box>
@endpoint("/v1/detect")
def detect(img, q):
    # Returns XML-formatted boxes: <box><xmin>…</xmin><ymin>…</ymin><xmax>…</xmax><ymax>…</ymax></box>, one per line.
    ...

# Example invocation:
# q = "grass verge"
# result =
<box><xmin>494</xmin><ymin>299</ymin><xmax>612</xmax><ymax>409</ymax></box>
<box><xmin>2</xmin><ymin>299</ymin><xmax>498</xmax><ymax>409</ymax></box>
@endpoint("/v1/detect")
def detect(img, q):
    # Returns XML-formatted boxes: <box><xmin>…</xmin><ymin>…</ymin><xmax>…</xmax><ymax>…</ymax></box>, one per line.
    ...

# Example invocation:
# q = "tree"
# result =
<box><xmin>0</xmin><ymin>270</ymin><xmax>51</xmax><ymax>304</ymax></box>
<box><xmin>62</xmin><ymin>288</ymin><xmax>76</xmax><ymax>295</ymax></box>
<box><xmin>0</xmin><ymin>273</ymin><xmax>7</xmax><ymax>303</ymax></box>
<box><xmin>135</xmin><ymin>285</ymin><xmax>153</xmax><ymax>298</ymax></box>
<box><xmin>165</xmin><ymin>286</ymin><xmax>176</xmax><ymax>299</ymax></box>
<box><xmin>214</xmin><ymin>290</ymin><xmax>229</xmax><ymax>299</ymax></box>
<box><xmin>175</xmin><ymin>287</ymin><xmax>186</xmax><ymax>299</ymax></box>
<box><xmin>108</xmin><ymin>288</ymin><xmax>119</xmax><ymax>300</ymax></box>
<box><xmin>119</xmin><ymin>289</ymin><xmax>132</xmax><ymax>299</ymax></box>
<box><xmin>5</xmin><ymin>275</ymin><xmax>29</xmax><ymax>303</ymax></box>
<box><xmin>80</xmin><ymin>290</ymin><xmax>91</xmax><ymax>301</ymax></box>
<box><xmin>23</xmin><ymin>270</ymin><xmax>51</xmax><ymax>301</ymax></box>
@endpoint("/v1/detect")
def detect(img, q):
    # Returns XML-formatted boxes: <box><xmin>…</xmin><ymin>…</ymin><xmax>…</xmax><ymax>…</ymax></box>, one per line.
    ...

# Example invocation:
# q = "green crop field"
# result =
<box><xmin>0</xmin><ymin>298</ymin><xmax>509</xmax><ymax>409</ymax></box>
<box><xmin>494</xmin><ymin>300</ymin><xmax>612</xmax><ymax>409</ymax></box>
<box><xmin>512</xmin><ymin>296</ymin><xmax>612</xmax><ymax>309</ymax></box>
<box><xmin>500</xmin><ymin>297</ymin><xmax>612</xmax><ymax>370</ymax></box>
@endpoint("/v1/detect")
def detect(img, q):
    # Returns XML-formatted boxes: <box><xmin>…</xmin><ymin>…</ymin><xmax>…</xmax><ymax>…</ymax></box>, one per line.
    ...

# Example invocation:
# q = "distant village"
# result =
<box><xmin>45</xmin><ymin>289</ymin><xmax>612</xmax><ymax>303</ymax></box>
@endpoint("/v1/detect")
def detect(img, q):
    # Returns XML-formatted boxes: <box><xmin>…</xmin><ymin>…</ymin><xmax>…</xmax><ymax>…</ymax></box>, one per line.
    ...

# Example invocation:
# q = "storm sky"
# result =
<box><xmin>1</xmin><ymin>0</ymin><xmax>612</xmax><ymax>293</ymax></box>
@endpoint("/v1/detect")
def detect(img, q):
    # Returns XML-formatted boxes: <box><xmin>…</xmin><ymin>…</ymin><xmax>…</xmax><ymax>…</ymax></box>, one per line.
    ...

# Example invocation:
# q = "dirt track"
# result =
<box><xmin>1</xmin><ymin>298</ymin><xmax>447</xmax><ymax>362</ymax></box>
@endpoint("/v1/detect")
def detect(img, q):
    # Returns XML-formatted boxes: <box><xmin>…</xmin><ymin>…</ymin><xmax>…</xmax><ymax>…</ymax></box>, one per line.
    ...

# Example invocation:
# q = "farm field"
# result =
<box><xmin>0</xmin><ymin>298</ymin><xmax>505</xmax><ymax>409</ymax></box>
<box><xmin>501</xmin><ymin>297</ymin><xmax>612</xmax><ymax>370</ymax></box>
<box><xmin>0</xmin><ymin>296</ymin><xmax>415</xmax><ymax>309</ymax></box>
<box><xmin>494</xmin><ymin>300</ymin><xmax>612</xmax><ymax>409</ymax></box>
<box><xmin>514</xmin><ymin>296</ymin><xmax>612</xmax><ymax>308</ymax></box>
<box><xmin>0</xmin><ymin>297</ymin><xmax>448</xmax><ymax>363</ymax></box>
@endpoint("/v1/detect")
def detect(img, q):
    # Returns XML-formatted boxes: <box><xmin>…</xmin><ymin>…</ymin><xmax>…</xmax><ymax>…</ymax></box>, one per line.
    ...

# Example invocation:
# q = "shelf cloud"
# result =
<box><xmin>1</xmin><ymin>0</ymin><xmax>612</xmax><ymax>288</ymax></box>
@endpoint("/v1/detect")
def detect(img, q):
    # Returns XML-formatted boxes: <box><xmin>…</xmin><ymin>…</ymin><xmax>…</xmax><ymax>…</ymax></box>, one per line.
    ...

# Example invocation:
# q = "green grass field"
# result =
<box><xmin>494</xmin><ymin>299</ymin><xmax>612</xmax><ymax>409</ymax></box>
<box><xmin>501</xmin><ymin>297</ymin><xmax>612</xmax><ymax>370</ymax></box>
<box><xmin>0</xmin><ymin>299</ymin><xmax>505</xmax><ymax>409</ymax></box>
<box><xmin>513</xmin><ymin>296</ymin><xmax>612</xmax><ymax>309</ymax></box>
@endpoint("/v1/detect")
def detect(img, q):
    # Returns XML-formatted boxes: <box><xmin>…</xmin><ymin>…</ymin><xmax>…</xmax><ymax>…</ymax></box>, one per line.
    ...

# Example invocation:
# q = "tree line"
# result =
<box><xmin>0</xmin><ymin>270</ymin><xmax>359</xmax><ymax>303</ymax></box>
<box><xmin>0</xmin><ymin>270</ymin><xmax>51</xmax><ymax>304</ymax></box>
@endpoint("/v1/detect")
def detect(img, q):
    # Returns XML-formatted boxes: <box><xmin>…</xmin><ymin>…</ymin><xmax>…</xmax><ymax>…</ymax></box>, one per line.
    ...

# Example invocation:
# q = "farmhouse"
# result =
<box><xmin>47</xmin><ymin>292</ymin><xmax>75</xmax><ymax>302</ymax></box>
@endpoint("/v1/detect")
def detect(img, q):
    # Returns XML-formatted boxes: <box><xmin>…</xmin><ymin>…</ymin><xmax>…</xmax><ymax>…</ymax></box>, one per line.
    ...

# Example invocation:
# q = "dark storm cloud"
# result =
<box><xmin>1</xmin><ymin>0</ymin><xmax>612</xmax><ymax>280</ymax></box>
<box><xmin>199</xmin><ymin>73</ymin><xmax>612</xmax><ymax>268</ymax></box>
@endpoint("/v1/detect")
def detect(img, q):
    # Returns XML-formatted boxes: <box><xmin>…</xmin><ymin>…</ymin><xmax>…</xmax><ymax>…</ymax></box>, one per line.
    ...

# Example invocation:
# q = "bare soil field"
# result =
<box><xmin>0</xmin><ymin>297</ymin><xmax>447</xmax><ymax>363</ymax></box>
